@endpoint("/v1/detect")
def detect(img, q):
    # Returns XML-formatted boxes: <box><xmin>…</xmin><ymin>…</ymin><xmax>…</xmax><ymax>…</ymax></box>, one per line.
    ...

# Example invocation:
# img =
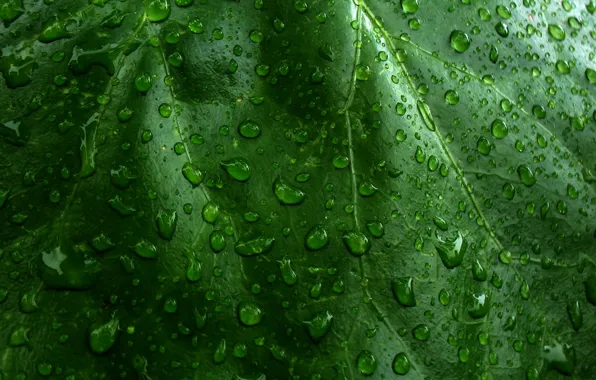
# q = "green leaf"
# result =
<box><xmin>0</xmin><ymin>0</ymin><xmax>595</xmax><ymax>378</ymax></box>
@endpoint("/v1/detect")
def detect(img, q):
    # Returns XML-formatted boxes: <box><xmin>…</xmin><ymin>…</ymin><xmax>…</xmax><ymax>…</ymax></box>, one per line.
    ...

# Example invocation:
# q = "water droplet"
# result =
<box><xmin>156</xmin><ymin>209</ymin><xmax>177</xmax><ymax>240</ymax></box>
<box><xmin>433</xmin><ymin>216</ymin><xmax>448</xmax><ymax>231</ymax></box>
<box><xmin>412</xmin><ymin>324</ymin><xmax>430</xmax><ymax>341</ymax></box>
<box><xmin>444</xmin><ymin>90</ymin><xmax>459</xmax><ymax>105</ymax></box>
<box><xmin>158</xmin><ymin>103</ymin><xmax>172</xmax><ymax>117</ymax></box>
<box><xmin>108</xmin><ymin>195</ymin><xmax>136</xmax><ymax>216</ymax></box>
<box><xmin>586</xmin><ymin>68</ymin><xmax>596</xmax><ymax>84</ymax></box>
<box><xmin>495</xmin><ymin>22</ymin><xmax>509</xmax><ymax>37</ymax></box>
<box><xmin>293</xmin><ymin>0</ymin><xmax>308</xmax><ymax>13</ymax></box>
<box><xmin>417</xmin><ymin>100</ymin><xmax>436</xmax><ymax>131</ymax></box>
<box><xmin>358</xmin><ymin>180</ymin><xmax>377</xmax><ymax>197</ymax></box>
<box><xmin>449</xmin><ymin>30</ymin><xmax>471</xmax><ymax>53</ymax></box>
<box><xmin>332</xmin><ymin>155</ymin><xmax>349</xmax><ymax>169</ymax></box>
<box><xmin>90</xmin><ymin>232</ymin><xmax>115</xmax><ymax>252</ymax></box>
<box><xmin>392</xmin><ymin>352</ymin><xmax>411</xmax><ymax>375</ymax></box>
<box><xmin>185</xmin><ymin>251</ymin><xmax>201</xmax><ymax>282</ymax></box>
<box><xmin>517</xmin><ymin>165</ymin><xmax>536</xmax><ymax>187</ymax></box>
<box><xmin>304</xmin><ymin>311</ymin><xmax>333</xmax><ymax>342</ymax></box>
<box><xmin>39</xmin><ymin>16</ymin><xmax>70</xmax><ymax>43</ymax></box>
<box><xmin>439</xmin><ymin>288</ymin><xmax>450</xmax><ymax>305</ymax></box>
<box><xmin>273</xmin><ymin>177</ymin><xmax>305</xmax><ymax>205</ymax></box>
<box><xmin>415</xmin><ymin>146</ymin><xmax>426</xmax><ymax>163</ymax></box>
<box><xmin>135</xmin><ymin>73</ymin><xmax>152</xmax><ymax>92</ymax></box>
<box><xmin>305</xmin><ymin>225</ymin><xmax>329</xmax><ymax>251</ymax></box>
<box><xmin>202</xmin><ymin>202</ymin><xmax>219</xmax><ymax>224</ymax></box>
<box><xmin>213</xmin><ymin>339</ymin><xmax>226</xmax><ymax>364</ymax></box>
<box><xmin>548</xmin><ymin>24</ymin><xmax>566</xmax><ymax>41</ymax></box>
<box><xmin>220</xmin><ymin>158</ymin><xmax>251</xmax><ymax>181</ymax></box>
<box><xmin>476</xmin><ymin>137</ymin><xmax>491</xmax><ymax>155</ymax></box>
<box><xmin>146</xmin><ymin>0</ymin><xmax>171</xmax><ymax>22</ymax></box>
<box><xmin>395</xmin><ymin>129</ymin><xmax>407</xmax><ymax>142</ymax></box>
<box><xmin>238</xmin><ymin>119</ymin><xmax>261</xmax><ymax>138</ymax></box>
<box><xmin>392</xmin><ymin>277</ymin><xmax>416</xmax><ymax>307</ymax></box>
<box><xmin>19</xmin><ymin>290</ymin><xmax>38</xmax><ymax>313</ymax></box>
<box><xmin>238</xmin><ymin>302</ymin><xmax>263</xmax><ymax>326</ymax></box>
<box><xmin>249</xmin><ymin>29</ymin><xmax>264</xmax><ymax>43</ymax></box>
<box><xmin>37</xmin><ymin>363</ymin><xmax>52</xmax><ymax>376</ymax></box>
<box><xmin>134</xmin><ymin>239</ymin><xmax>157</xmax><ymax>259</ymax></box>
<box><xmin>182</xmin><ymin>162</ymin><xmax>204</xmax><ymax>187</ymax></box>
<box><xmin>355</xmin><ymin>64</ymin><xmax>371</xmax><ymax>81</ymax></box>
<box><xmin>502</xmin><ymin>182</ymin><xmax>515</xmax><ymax>200</ymax></box>
<box><xmin>164</xmin><ymin>297</ymin><xmax>177</xmax><ymax>313</ymax></box>
<box><xmin>401</xmin><ymin>0</ymin><xmax>418</xmax><ymax>13</ymax></box>
<box><xmin>188</xmin><ymin>18</ymin><xmax>204</xmax><ymax>33</ymax></box>
<box><xmin>570</xmin><ymin>117</ymin><xmax>584</xmax><ymax>131</ymax></box>
<box><xmin>472</xmin><ymin>259</ymin><xmax>487</xmax><ymax>281</ymax></box>
<box><xmin>567</xmin><ymin>301</ymin><xmax>582</xmax><ymax>331</ymax></box>
<box><xmin>210</xmin><ymin>230</ymin><xmax>226</xmax><ymax>252</ymax></box>
<box><xmin>489</xmin><ymin>45</ymin><xmax>499</xmax><ymax>63</ymax></box>
<box><xmin>543</xmin><ymin>340</ymin><xmax>575</xmax><ymax>376</ymax></box>
<box><xmin>491</xmin><ymin>118</ymin><xmax>508</xmax><ymax>138</ymax></box>
<box><xmin>356</xmin><ymin>350</ymin><xmax>377</xmax><ymax>376</ymax></box>
<box><xmin>468</xmin><ymin>292</ymin><xmax>491</xmax><ymax>318</ymax></box>
<box><xmin>366</xmin><ymin>221</ymin><xmax>384</xmax><ymax>238</ymax></box>
<box><xmin>434</xmin><ymin>230</ymin><xmax>467</xmax><ymax>269</ymax></box>
<box><xmin>520</xmin><ymin>280</ymin><xmax>530</xmax><ymax>300</ymax></box>
<box><xmin>342</xmin><ymin>231</ymin><xmax>370</xmax><ymax>256</ymax></box>
<box><xmin>478</xmin><ymin>7</ymin><xmax>491</xmax><ymax>21</ymax></box>
<box><xmin>9</xmin><ymin>326</ymin><xmax>29</xmax><ymax>347</ymax></box>
<box><xmin>89</xmin><ymin>318</ymin><xmax>119</xmax><ymax>354</ymax></box>
<box><xmin>279</xmin><ymin>257</ymin><xmax>297</xmax><ymax>286</ymax></box>
<box><xmin>234</xmin><ymin>233</ymin><xmax>275</xmax><ymax>257</ymax></box>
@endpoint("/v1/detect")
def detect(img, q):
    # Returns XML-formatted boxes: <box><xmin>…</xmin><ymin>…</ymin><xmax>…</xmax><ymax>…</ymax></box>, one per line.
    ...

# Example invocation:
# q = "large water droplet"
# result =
<box><xmin>392</xmin><ymin>352</ymin><xmax>411</xmax><ymax>375</ymax></box>
<box><xmin>434</xmin><ymin>230</ymin><xmax>467</xmax><ymax>269</ymax></box>
<box><xmin>305</xmin><ymin>224</ymin><xmax>329</xmax><ymax>251</ymax></box>
<box><xmin>278</xmin><ymin>257</ymin><xmax>297</xmax><ymax>286</ymax></box>
<box><xmin>273</xmin><ymin>177</ymin><xmax>305</xmax><ymax>205</ymax></box>
<box><xmin>182</xmin><ymin>162</ymin><xmax>204</xmax><ymax>187</ymax></box>
<box><xmin>342</xmin><ymin>231</ymin><xmax>370</xmax><ymax>256</ymax></box>
<box><xmin>234</xmin><ymin>234</ymin><xmax>275</xmax><ymax>257</ymax></box>
<box><xmin>392</xmin><ymin>277</ymin><xmax>416</xmax><ymax>307</ymax></box>
<box><xmin>412</xmin><ymin>324</ymin><xmax>430</xmax><ymax>341</ymax></box>
<box><xmin>356</xmin><ymin>350</ymin><xmax>377</xmax><ymax>376</ymax></box>
<box><xmin>449</xmin><ymin>30</ymin><xmax>471</xmax><ymax>53</ymax></box>
<box><xmin>543</xmin><ymin>340</ymin><xmax>575</xmax><ymax>376</ymax></box>
<box><xmin>468</xmin><ymin>292</ymin><xmax>491</xmax><ymax>318</ymax></box>
<box><xmin>156</xmin><ymin>209</ymin><xmax>177</xmax><ymax>240</ymax></box>
<box><xmin>210</xmin><ymin>230</ymin><xmax>226</xmax><ymax>252</ymax></box>
<box><xmin>146</xmin><ymin>0</ymin><xmax>171</xmax><ymax>22</ymax></box>
<box><xmin>517</xmin><ymin>165</ymin><xmax>536</xmax><ymax>187</ymax></box>
<box><xmin>213</xmin><ymin>339</ymin><xmax>226</xmax><ymax>364</ymax></box>
<box><xmin>202</xmin><ymin>202</ymin><xmax>219</xmax><ymax>224</ymax></box>
<box><xmin>567</xmin><ymin>301</ymin><xmax>582</xmax><ymax>331</ymax></box>
<box><xmin>134</xmin><ymin>239</ymin><xmax>157</xmax><ymax>259</ymax></box>
<box><xmin>221</xmin><ymin>158</ymin><xmax>251</xmax><ymax>181</ymax></box>
<box><xmin>547</xmin><ymin>24</ymin><xmax>566</xmax><ymax>41</ymax></box>
<box><xmin>304</xmin><ymin>311</ymin><xmax>333</xmax><ymax>342</ymax></box>
<box><xmin>417</xmin><ymin>100</ymin><xmax>436</xmax><ymax>130</ymax></box>
<box><xmin>238</xmin><ymin>302</ymin><xmax>263</xmax><ymax>326</ymax></box>
<box><xmin>19</xmin><ymin>289</ymin><xmax>38</xmax><ymax>313</ymax></box>
<box><xmin>89</xmin><ymin>318</ymin><xmax>120</xmax><ymax>355</ymax></box>
<box><xmin>238</xmin><ymin>119</ymin><xmax>261</xmax><ymax>138</ymax></box>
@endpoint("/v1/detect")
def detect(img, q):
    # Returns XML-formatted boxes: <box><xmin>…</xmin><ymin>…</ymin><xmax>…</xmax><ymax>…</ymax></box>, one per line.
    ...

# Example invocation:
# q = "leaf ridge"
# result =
<box><xmin>340</xmin><ymin>3</ymin><xmax>363</xmax><ymax>230</ymax></box>
<box><xmin>361</xmin><ymin>1</ymin><xmax>504</xmax><ymax>252</ymax></box>
<box><xmin>393</xmin><ymin>36</ymin><xmax>591</xmax><ymax>175</ymax></box>
<box><xmin>150</xmin><ymin>24</ymin><xmax>215</xmax><ymax>206</ymax></box>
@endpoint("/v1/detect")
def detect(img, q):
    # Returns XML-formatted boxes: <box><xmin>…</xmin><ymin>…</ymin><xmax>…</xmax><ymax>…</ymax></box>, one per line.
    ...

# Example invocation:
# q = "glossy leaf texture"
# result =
<box><xmin>1</xmin><ymin>0</ymin><xmax>595</xmax><ymax>379</ymax></box>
